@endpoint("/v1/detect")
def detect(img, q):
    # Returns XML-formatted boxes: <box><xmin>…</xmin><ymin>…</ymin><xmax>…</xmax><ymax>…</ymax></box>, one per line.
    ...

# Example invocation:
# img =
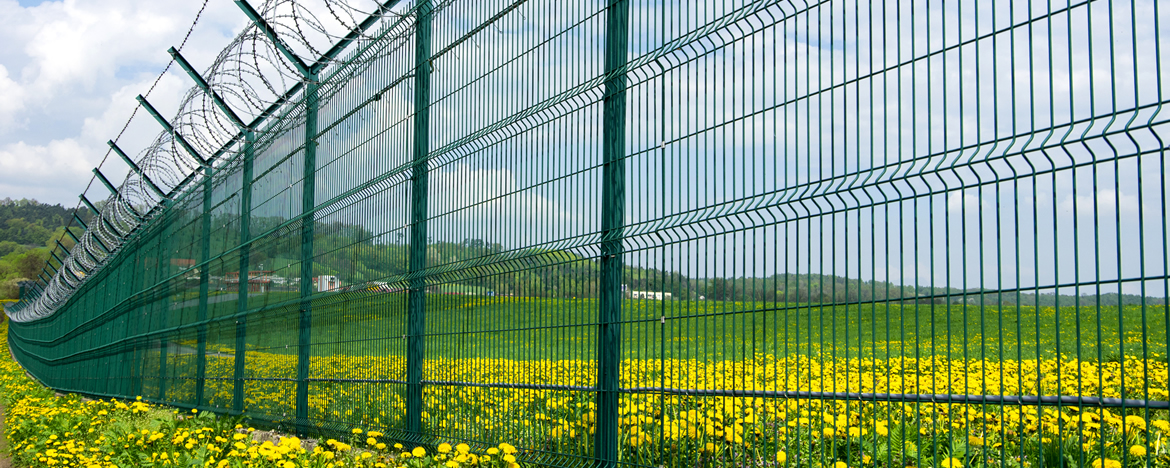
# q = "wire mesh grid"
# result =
<box><xmin>6</xmin><ymin>0</ymin><xmax>1170</xmax><ymax>466</ymax></box>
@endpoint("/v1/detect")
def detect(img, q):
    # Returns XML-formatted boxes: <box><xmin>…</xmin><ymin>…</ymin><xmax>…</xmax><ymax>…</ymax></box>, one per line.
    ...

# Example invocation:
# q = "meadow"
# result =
<box><xmin>137</xmin><ymin>295</ymin><xmax>1170</xmax><ymax>467</ymax></box>
<box><xmin>0</xmin><ymin>320</ymin><xmax>526</xmax><ymax>468</ymax></box>
<box><xmin>186</xmin><ymin>293</ymin><xmax>1170</xmax><ymax>361</ymax></box>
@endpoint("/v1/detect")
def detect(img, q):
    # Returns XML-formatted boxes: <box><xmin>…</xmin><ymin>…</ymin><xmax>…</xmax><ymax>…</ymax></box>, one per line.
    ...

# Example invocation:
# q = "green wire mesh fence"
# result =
<box><xmin>6</xmin><ymin>0</ymin><xmax>1170</xmax><ymax>466</ymax></box>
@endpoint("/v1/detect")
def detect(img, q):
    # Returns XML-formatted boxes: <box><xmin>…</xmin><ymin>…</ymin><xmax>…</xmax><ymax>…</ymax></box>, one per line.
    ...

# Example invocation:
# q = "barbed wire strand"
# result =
<box><xmin>60</xmin><ymin>0</ymin><xmax>211</xmax><ymax>276</ymax></box>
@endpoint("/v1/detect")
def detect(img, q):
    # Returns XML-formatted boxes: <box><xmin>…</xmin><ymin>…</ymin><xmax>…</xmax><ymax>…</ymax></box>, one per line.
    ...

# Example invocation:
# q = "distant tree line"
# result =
<box><xmin>626</xmin><ymin>270</ymin><xmax>1165</xmax><ymax>306</ymax></box>
<box><xmin>4</xmin><ymin>197</ymin><xmax>1164</xmax><ymax>307</ymax></box>
<box><xmin>0</xmin><ymin>198</ymin><xmax>93</xmax><ymax>299</ymax></box>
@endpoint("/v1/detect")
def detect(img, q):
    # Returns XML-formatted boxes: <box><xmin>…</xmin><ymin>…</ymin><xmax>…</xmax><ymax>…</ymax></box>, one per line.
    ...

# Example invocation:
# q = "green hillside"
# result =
<box><xmin>0</xmin><ymin>198</ymin><xmax>89</xmax><ymax>299</ymax></box>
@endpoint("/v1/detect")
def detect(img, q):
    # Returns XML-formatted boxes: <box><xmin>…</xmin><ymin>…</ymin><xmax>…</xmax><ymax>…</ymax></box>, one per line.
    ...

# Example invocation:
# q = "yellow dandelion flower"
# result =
<box><xmin>1091</xmin><ymin>459</ymin><xmax>1122</xmax><ymax>468</ymax></box>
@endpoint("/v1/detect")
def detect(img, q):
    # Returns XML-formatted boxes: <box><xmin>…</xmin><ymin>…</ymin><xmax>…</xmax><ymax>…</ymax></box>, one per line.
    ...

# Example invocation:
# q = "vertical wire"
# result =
<box><xmin>818</xmin><ymin>2</ymin><xmax>835</xmax><ymax>462</ymax></box>
<box><xmin>1133</xmin><ymin>1</ymin><xmax>1152</xmax><ymax>463</ymax></box>
<box><xmin>1105</xmin><ymin>0</ymin><xmax>1132</xmax><ymax>461</ymax></box>
<box><xmin>1155</xmin><ymin>2</ymin><xmax>1170</xmax><ymax>461</ymax></box>
<box><xmin>1087</xmin><ymin>0</ymin><xmax>1108</xmax><ymax>457</ymax></box>
<box><xmin>786</xmin><ymin>1</ymin><xmax>799</xmax><ymax>458</ymax></box>
<box><xmin>772</xmin><ymin>1</ymin><xmax>782</xmax><ymax>462</ymax></box>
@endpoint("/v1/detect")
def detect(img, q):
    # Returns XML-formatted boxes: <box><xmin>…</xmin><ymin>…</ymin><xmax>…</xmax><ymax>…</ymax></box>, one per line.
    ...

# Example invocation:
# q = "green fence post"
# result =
<box><xmin>82</xmin><ymin>194</ymin><xmax>127</xmax><ymax>238</ymax></box>
<box><xmin>130</xmin><ymin>243</ymin><xmax>143</xmax><ymax>398</ymax></box>
<box><xmin>195</xmin><ymin>166</ymin><xmax>213</xmax><ymax>407</ymax></box>
<box><xmin>169</xmin><ymin>43</ymin><xmax>251</xmax><ymax>413</ymax></box>
<box><xmin>92</xmin><ymin>167</ymin><xmax>144</xmax><ymax>220</ymax></box>
<box><xmin>595</xmin><ymin>0</ymin><xmax>628</xmax><ymax>464</ymax></box>
<box><xmin>109</xmin><ymin>140</ymin><xmax>168</xmax><ymax>199</ymax></box>
<box><xmin>71</xmin><ymin>214</ymin><xmax>111</xmax><ymax>255</ymax></box>
<box><xmin>118</xmin><ymin>238</ymin><xmax>138</xmax><ymax>397</ymax></box>
<box><xmin>296</xmin><ymin>77</ymin><xmax>318</xmax><ymax>434</ymax></box>
<box><xmin>234</xmin><ymin>130</ymin><xmax>254</xmax><ymax>414</ymax></box>
<box><xmin>136</xmin><ymin>232</ymin><xmax>161</xmax><ymax>399</ymax></box>
<box><xmin>406</xmin><ymin>0</ymin><xmax>432</xmax><ymax>438</ymax></box>
<box><xmin>47</xmin><ymin>250</ymin><xmax>65</xmax><ymax>275</ymax></box>
<box><xmin>138</xmin><ymin>95</ymin><xmax>209</xmax><ymax>167</ymax></box>
<box><xmin>169</xmin><ymin>47</ymin><xmax>248</xmax><ymax>130</ymax></box>
<box><xmin>67</xmin><ymin>233</ymin><xmax>100</xmax><ymax>265</ymax></box>
<box><xmin>233</xmin><ymin>0</ymin><xmax>317</xmax><ymax>433</ymax></box>
<box><xmin>158</xmin><ymin>216</ymin><xmax>174</xmax><ymax>402</ymax></box>
<box><xmin>53</xmin><ymin>240</ymin><xmax>83</xmax><ymax>275</ymax></box>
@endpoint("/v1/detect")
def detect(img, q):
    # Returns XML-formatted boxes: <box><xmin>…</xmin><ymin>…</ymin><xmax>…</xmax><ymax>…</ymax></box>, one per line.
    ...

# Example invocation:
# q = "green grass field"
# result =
<box><xmin>146</xmin><ymin>295</ymin><xmax>1170</xmax><ymax>468</ymax></box>
<box><xmin>177</xmin><ymin>292</ymin><xmax>1170</xmax><ymax>362</ymax></box>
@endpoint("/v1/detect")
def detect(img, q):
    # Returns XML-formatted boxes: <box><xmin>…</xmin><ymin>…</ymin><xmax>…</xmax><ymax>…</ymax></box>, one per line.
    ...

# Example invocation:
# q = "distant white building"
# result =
<box><xmin>628</xmin><ymin>290</ymin><xmax>672</xmax><ymax>300</ymax></box>
<box><xmin>314</xmin><ymin>275</ymin><xmax>340</xmax><ymax>292</ymax></box>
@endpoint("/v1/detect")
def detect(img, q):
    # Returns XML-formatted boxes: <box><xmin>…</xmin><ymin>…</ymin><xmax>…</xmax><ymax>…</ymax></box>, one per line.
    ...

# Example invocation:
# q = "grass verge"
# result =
<box><xmin>0</xmin><ymin>320</ymin><xmax>523</xmax><ymax>468</ymax></box>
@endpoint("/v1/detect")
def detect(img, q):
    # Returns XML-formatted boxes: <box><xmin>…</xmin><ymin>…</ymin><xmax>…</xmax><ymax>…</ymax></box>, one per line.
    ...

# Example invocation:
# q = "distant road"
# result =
<box><xmin>169</xmin><ymin>293</ymin><xmax>260</xmax><ymax>310</ymax></box>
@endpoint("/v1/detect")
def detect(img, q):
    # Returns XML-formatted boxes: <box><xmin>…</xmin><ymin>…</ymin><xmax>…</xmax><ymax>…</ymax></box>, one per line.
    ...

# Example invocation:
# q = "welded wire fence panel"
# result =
<box><xmin>6</xmin><ymin>0</ymin><xmax>1170</xmax><ymax>467</ymax></box>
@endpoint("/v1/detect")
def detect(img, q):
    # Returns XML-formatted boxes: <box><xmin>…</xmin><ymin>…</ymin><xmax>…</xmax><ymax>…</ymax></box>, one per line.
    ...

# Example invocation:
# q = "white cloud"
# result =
<box><xmin>18</xmin><ymin>0</ymin><xmax>221</xmax><ymax>96</ymax></box>
<box><xmin>1058</xmin><ymin>189</ymin><xmax>1141</xmax><ymax>217</ymax></box>
<box><xmin>80</xmin><ymin>73</ymin><xmax>189</xmax><ymax>150</ymax></box>
<box><xmin>0</xmin><ymin>64</ymin><xmax>25</xmax><ymax>128</ymax></box>
<box><xmin>946</xmin><ymin>190</ymin><xmax>982</xmax><ymax>213</ymax></box>
<box><xmin>0</xmin><ymin>139</ymin><xmax>94</xmax><ymax>197</ymax></box>
<box><xmin>429</xmin><ymin>163</ymin><xmax>575</xmax><ymax>232</ymax></box>
<box><xmin>0</xmin><ymin>0</ymin><xmax>252</xmax><ymax>206</ymax></box>
<box><xmin>0</xmin><ymin>0</ymin><xmax>405</xmax><ymax>206</ymax></box>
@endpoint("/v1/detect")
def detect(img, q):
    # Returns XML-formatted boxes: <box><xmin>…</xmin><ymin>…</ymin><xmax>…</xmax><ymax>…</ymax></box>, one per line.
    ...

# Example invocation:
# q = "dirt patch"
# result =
<box><xmin>0</xmin><ymin>404</ymin><xmax>12</xmax><ymax>468</ymax></box>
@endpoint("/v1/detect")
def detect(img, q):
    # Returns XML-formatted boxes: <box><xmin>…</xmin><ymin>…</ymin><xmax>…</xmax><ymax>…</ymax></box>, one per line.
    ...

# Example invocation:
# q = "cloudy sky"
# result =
<box><xmin>2</xmin><ymin>0</ymin><xmax>1168</xmax><ymax>299</ymax></box>
<box><xmin>0</xmin><ymin>0</ymin><xmax>251</xmax><ymax>207</ymax></box>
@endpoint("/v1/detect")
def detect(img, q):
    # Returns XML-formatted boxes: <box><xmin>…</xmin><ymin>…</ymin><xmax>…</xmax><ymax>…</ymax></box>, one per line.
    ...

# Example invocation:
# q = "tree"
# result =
<box><xmin>16</xmin><ymin>250</ymin><xmax>49</xmax><ymax>280</ymax></box>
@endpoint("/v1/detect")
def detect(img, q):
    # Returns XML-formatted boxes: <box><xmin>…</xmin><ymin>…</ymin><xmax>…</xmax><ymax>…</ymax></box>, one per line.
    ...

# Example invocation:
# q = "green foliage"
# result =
<box><xmin>0</xmin><ymin>247</ymin><xmax>51</xmax><ymax>299</ymax></box>
<box><xmin>0</xmin><ymin>198</ymin><xmax>87</xmax><ymax>245</ymax></box>
<box><xmin>0</xmin><ymin>198</ymin><xmax>87</xmax><ymax>300</ymax></box>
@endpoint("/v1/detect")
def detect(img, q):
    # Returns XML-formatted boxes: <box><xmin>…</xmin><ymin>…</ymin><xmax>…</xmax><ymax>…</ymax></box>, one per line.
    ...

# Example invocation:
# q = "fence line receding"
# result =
<box><xmin>7</xmin><ymin>1</ymin><xmax>1170</xmax><ymax>467</ymax></box>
